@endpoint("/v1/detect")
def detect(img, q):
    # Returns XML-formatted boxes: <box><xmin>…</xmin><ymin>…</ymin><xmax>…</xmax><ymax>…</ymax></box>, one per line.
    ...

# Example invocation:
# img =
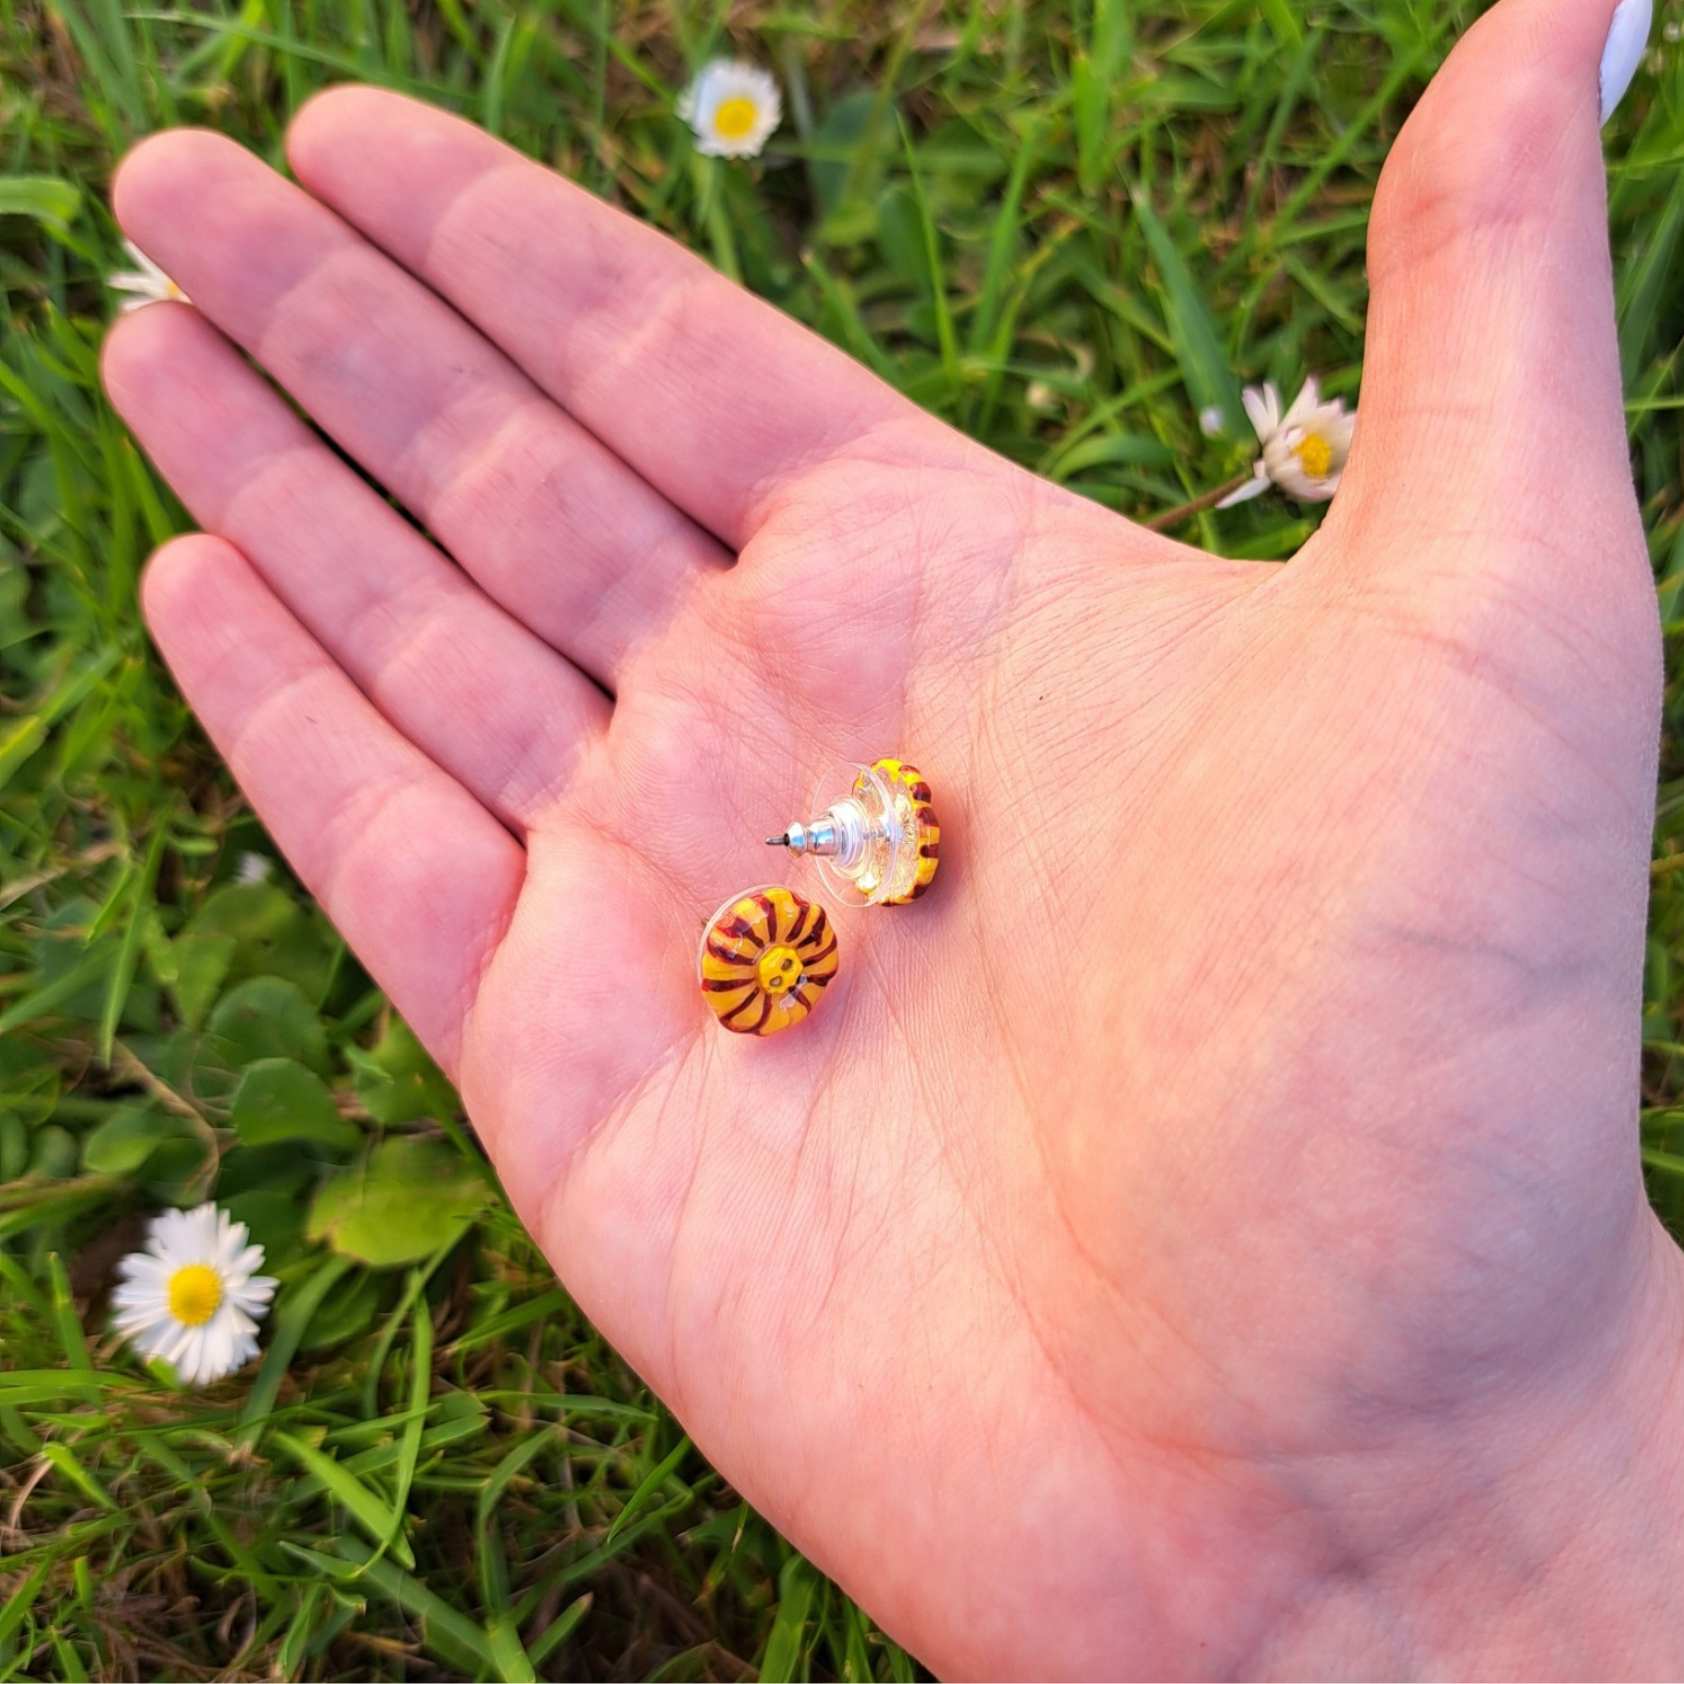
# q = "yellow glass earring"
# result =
<box><xmin>698</xmin><ymin>885</ymin><xmax>838</xmax><ymax>1037</ymax></box>
<box><xmin>766</xmin><ymin>757</ymin><xmax>940</xmax><ymax>907</ymax></box>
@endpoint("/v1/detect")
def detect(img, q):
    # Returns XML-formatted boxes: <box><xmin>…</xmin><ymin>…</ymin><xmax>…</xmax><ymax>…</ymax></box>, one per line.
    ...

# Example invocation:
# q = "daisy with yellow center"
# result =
<box><xmin>1217</xmin><ymin>376</ymin><xmax>1355</xmax><ymax>507</ymax></box>
<box><xmin>106</xmin><ymin>238</ymin><xmax>190</xmax><ymax>313</ymax></box>
<box><xmin>112</xmin><ymin>1203</ymin><xmax>276</xmax><ymax>1386</ymax></box>
<box><xmin>678</xmin><ymin>59</ymin><xmax>782</xmax><ymax>160</ymax></box>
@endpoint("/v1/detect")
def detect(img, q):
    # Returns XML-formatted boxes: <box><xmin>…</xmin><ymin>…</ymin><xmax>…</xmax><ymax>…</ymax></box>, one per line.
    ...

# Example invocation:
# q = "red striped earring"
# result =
<box><xmin>765</xmin><ymin>757</ymin><xmax>940</xmax><ymax>908</ymax></box>
<box><xmin>697</xmin><ymin>885</ymin><xmax>838</xmax><ymax>1038</ymax></box>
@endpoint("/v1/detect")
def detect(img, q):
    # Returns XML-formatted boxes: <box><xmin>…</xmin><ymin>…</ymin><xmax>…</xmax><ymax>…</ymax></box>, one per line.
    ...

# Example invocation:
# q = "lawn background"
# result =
<box><xmin>4</xmin><ymin>0</ymin><xmax>1684</xmax><ymax>1678</ymax></box>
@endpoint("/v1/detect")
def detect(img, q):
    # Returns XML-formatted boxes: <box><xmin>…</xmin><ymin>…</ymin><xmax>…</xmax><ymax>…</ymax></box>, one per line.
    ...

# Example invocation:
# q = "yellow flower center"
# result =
<box><xmin>1293</xmin><ymin>431</ymin><xmax>1334</xmax><ymax>479</ymax></box>
<box><xmin>167</xmin><ymin>1263</ymin><xmax>224</xmax><ymax>1327</ymax></box>
<box><xmin>757</xmin><ymin>944</ymin><xmax>802</xmax><ymax>997</ymax></box>
<box><xmin>712</xmin><ymin>96</ymin><xmax>760</xmax><ymax>141</ymax></box>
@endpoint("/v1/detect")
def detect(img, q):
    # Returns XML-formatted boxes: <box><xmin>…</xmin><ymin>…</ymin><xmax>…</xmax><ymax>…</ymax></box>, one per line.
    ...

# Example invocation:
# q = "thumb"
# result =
<box><xmin>1334</xmin><ymin>0</ymin><xmax>1650</xmax><ymax>583</ymax></box>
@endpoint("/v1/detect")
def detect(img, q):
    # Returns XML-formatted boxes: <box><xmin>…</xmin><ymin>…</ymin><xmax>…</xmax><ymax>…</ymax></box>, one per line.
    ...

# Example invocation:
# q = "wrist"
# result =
<box><xmin>1252</xmin><ymin>1208</ymin><xmax>1684</xmax><ymax>1677</ymax></box>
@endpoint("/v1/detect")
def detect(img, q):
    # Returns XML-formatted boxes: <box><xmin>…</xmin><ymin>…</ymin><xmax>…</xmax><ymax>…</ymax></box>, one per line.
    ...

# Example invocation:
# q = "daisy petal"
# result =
<box><xmin>1281</xmin><ymin>376</ymin><xmax>1321</xmax><ymax>429</ymax></box>
<box><xmin>1241</xmin><ymin>384</ymin><xmax>1279</xmax><ymax>442</ymax></box>
<box><xmin>1216</xmin><ymin>469</ymin><xmax>1272</xmax><ymax>508</ymax></box>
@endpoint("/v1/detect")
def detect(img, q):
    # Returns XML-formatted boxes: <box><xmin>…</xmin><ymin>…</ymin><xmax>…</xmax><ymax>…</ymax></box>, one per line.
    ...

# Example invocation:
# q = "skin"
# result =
<box><xmin>101</xmin><ymin>0</ymin><xmax>1684</xmax><ymax>1672</ymax></box>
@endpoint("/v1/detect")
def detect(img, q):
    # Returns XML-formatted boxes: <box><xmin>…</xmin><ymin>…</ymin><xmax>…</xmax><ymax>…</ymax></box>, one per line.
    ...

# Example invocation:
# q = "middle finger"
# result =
<box><xmin>110</xmin><ymin>128</ymin><xmax>729</xmax><ymax>691</ymax></box>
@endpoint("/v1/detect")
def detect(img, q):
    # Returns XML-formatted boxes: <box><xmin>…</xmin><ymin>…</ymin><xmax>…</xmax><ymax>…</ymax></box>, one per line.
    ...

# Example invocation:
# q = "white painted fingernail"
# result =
<box><xmin>1599</xmin><ymin>0</ymin><xmax>1650</xmax><ymax>123</ymax></box>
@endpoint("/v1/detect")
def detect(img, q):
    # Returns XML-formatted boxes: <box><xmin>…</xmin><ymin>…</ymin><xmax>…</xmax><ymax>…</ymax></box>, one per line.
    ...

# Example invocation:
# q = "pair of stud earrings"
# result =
<box><xmin>697</xmin><ymin>757</ymin><xmax>940</xmax><ymax>1038</ymax></box>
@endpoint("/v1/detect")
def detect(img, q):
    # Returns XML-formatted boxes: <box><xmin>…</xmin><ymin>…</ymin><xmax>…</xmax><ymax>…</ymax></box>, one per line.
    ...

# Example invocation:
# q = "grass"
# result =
<box><xmin>2</xmin><ymin>0</ymin><xmax>1683</xmax><ymax>1677</ymax></box>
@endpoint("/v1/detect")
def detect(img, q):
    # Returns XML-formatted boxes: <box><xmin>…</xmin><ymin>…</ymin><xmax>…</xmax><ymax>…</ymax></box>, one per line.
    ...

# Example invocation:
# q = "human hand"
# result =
<box><xmin>102</xmin><ymin>0</ymin><xmax>1681</xmax><ymax>1673</ymax></box>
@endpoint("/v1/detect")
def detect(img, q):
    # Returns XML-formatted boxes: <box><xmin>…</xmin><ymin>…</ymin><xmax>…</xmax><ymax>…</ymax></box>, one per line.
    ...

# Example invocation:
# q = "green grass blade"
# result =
<box><xmin>760</xmin><ymin>1554</ymin><xmax>821</xmax><ymax>1683</ymax></box>
<box><xmin>898</xmin><ymin>117</ymin><xmax>959</xmax><ymax>401</ymax></box>
<box><xmin>603</xmin><ymin>1432</ymin><xmax>691</xmax><ymax>1546</ymax></box>
<box><xmin>40</xmin><ymin>1443</ymin><xmax>116</xmax><ymax>1511</ymax></box>
<box><xmin>0</xmin><ymin>1561</ymin><xmax>50</xmax><ymax>1655</ymax></box>
<box><xmin>50</xmin><ymin>1629</ymin><xmax>90</xmax><ymax>1681</ymax></box>
<box><xmin>44</xmin><ymin>1254</ymin><xmax>91</xmax><ymax>1374</ymax></box>
<box><xmin>969</xmin><ymin>118</ymin><xmax>1042</xmax><ymax>360</ymax></box>
<box><xmin>0</xmin><ymin>950</ymin><xmax>110</xmax><ymax>1040</ymax></box>
<box><xmin>379</xmin><ymin>1296</ymin><xmax>432</xmax><ymax>1563</ymax></box>
<box><xmin>275</xmin><ymin>1583</ymin><xmax>324</xmax><ymax>1678</ymax></box>
<box><xmin>234</xmin><ymin>1254</ymin><xmax>354</xmax><ymax>1452</ymax></box>
<box><xmin>1129</xmin><ymin>188</ymin><xmax>1244</xmax><ymax>431</ymax></box>
<box><xmin>1262</xmin><ymin>44</ymin><xmax>1425</xmax><ymax>238</ymax></box>
<box><xmin>284</xmin><ymin>1537</ymin><xmax>498</xmax><ymax>1676</ymax></box>
<box><xmin>1258</xmin><ymin>0</ymin><xmax>1302</xmax><ymax>46</ymax></box>
<box><xmin>525</xmin><ymin>1593</ymin><xmax>593</xmax><ymax>1670</ymax></box>
<box><xmin>485</xmin><ymin>1614</ymin><xmax>537</xmax><ymax>1684</ymax></box>
<box><xmin>0</xmin><ymin>177</ymin><xmax>82</xmax><ymax>232</ymax></box>
<box><xmin>272</xmin><ymin>1430</ymin><xmax>415</xmax><ymax>1568</ymax></box>
<box><xmin>1618</xmin><ymin>168</ymin><xmax>1684</xmax><ymax>386</ymax></box>
<box><xmin>97</xmin><ymin>817</ymin><xmax>168</xmax><ymax>1064</ymax></box>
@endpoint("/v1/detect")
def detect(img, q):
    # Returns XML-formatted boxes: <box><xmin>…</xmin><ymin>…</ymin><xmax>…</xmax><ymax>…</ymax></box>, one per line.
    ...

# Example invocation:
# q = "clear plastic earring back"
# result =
<box><xmin>769</xmin><ymin>762</ymin><xmax>928</xmax><ymax>908</ymax></box>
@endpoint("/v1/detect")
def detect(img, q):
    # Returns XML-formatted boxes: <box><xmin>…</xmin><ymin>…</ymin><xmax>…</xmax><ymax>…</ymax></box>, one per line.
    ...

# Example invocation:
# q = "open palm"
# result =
<box><xmin>105</xmin><ymin>0</ymin><xmax>1682</xmax><ymax>1673</ymax></box>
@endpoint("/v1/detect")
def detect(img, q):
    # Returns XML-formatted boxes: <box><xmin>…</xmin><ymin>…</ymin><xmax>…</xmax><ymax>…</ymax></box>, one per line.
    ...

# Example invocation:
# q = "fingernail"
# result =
<box><xmin>1599</xmin><ymin>0</ymin><xmax>1651</xmax><ymax>123</ymax></box>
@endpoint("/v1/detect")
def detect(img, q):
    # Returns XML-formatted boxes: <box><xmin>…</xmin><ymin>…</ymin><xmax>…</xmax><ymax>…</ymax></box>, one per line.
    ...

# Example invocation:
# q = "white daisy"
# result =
<box><xmin>1217</xmin><ymin>376</ymin><xmax>1355</xmax><ymax>507</ymax></box>
<box><xmin>678</xmin><ymin>59</ymin><xmax>782</xmax><ymax>159</ymax></box>
<box><xmin>112</xmin><ymin>1203</ymin><xmax>276</xmax><ymax>1386</ymax></box>
<box><xmin>106</xmin><ymin>238</ymin><xmax>189</xmax><ymax>313</ymax></box>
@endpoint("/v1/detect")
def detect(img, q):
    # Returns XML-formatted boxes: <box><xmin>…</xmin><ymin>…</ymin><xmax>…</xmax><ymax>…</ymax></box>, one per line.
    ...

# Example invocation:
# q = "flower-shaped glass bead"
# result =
<box><xmin>698</xmin><ymin>885</ymin><xmax>838</xmax><ymax>1036</ymax></box>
